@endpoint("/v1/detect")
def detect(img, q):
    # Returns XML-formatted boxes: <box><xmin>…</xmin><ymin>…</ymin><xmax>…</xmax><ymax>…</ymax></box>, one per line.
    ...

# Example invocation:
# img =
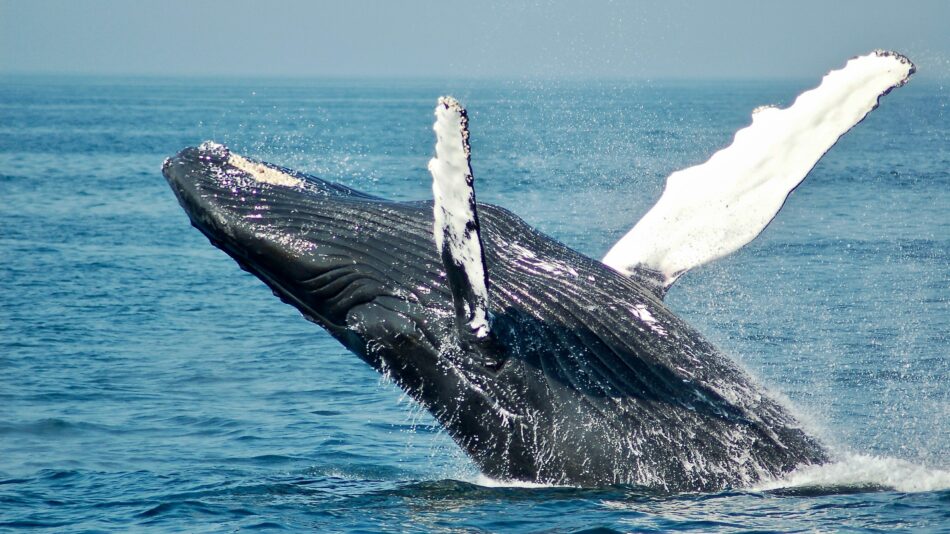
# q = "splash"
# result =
<box><xmin>753</xmin><ymin>453</ymin><xmax>950</xmax><ymax>493</ymax></box>
<box><xmin>472</xmin><ymin>474</ymin><xmax>570</xmax><ymax>489</ymax></box>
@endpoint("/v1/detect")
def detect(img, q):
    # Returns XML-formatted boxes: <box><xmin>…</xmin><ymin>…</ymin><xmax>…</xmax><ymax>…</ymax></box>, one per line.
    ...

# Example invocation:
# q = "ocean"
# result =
<box><xmin>1</xmin><ymin>75</ymin><xmax>947</xmax><ymax>532</ymax></box>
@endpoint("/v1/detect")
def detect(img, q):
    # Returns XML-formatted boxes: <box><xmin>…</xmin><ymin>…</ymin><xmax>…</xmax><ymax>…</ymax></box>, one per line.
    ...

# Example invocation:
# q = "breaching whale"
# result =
<box><xmin>162</xmin><ymin>51</ymin><xmax>914</xmax><ymax>491</ymax></box>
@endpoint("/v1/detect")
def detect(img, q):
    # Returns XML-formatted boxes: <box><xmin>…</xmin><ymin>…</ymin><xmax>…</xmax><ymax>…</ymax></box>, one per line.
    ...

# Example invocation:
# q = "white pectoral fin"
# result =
<box><xmin>428</xmin><ymin>96</ymin><xmax>491</xmax><ymax>338</ymax></box>
<box><xmin>602</xmin><ymin>50</ymin><xmax>915</xmax><ymax>296</ymax></box>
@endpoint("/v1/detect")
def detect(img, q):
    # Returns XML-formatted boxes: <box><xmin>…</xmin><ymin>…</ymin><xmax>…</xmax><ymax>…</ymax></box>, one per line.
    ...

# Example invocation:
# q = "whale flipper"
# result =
<box><xmin>603</xmin><ymin>50</ymin><xmax>915</xmax><ymax>295</ymax></box>
<box><xmin>427</xmin><ymin>96</ymin><xmax>492</xmax><ymax>339</ymax></box>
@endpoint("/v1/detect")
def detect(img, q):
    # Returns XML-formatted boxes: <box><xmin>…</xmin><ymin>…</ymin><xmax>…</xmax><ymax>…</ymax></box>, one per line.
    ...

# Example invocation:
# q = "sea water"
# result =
<box><xmin>0</xmin><ymin>76</ymin><xmax>947</xmax><ymax>532</ymax></box>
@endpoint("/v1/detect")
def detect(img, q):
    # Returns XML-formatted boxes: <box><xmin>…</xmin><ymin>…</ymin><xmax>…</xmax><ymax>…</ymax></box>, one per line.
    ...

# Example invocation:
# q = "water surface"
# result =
<box><xmin>1</xmin><ymin>76</ymin><xmax>947</xmax><ymax>531</ymax></box>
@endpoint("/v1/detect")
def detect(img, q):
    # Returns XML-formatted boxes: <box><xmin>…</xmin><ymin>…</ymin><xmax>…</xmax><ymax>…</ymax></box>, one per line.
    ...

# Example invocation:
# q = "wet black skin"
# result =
<box><xmin>163</xmin><ymin>144</ymin><xmax>828</xmax><ymax>491</ymax></box>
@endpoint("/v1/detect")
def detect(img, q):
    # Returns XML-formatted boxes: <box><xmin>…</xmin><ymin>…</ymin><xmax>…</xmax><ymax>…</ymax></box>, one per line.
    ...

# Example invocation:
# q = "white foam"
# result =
<box><xmin>471</xmin><ymin>454</ymin><xmax>950</xmax><ymax>493</ymax></box>
<box><xmin>754</xmin><ymin>453</ymin><xmax>950</xmax><ymax>493</ymax></box>
<box><xmin>473</xmin><ymin>474</ymin><xmax>570</xmax><ymax>488</ymax></box>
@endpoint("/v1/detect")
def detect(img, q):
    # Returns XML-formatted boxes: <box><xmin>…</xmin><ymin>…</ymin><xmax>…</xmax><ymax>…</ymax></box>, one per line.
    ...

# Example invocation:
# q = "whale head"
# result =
<box><xmin>162</xmin><ymin>142</ymin><xmax>418</xmax><ymax>337</ymax></box>
<box><xmin>162</xmin><ymin>141</ymin><xmax>534</xmax><ymax>471</ymax></box>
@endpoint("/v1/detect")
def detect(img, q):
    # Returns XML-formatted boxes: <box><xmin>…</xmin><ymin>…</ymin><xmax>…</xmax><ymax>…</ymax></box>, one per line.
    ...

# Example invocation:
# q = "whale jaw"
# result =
<box><xmin>161</xmin><ymin>143</ymin><xmax>412</xmax><ymax>337</ymax></box>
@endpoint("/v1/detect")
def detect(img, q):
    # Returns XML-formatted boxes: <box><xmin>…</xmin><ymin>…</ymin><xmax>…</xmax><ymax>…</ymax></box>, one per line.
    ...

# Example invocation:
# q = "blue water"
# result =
<box><xmin>1</xmin><ymin>75</ymin><xmax>948</xmax><ymax>532</ymax></box>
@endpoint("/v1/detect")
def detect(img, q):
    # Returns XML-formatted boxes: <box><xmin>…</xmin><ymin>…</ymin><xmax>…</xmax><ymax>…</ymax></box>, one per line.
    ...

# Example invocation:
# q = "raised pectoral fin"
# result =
<box><xmin>428</xmin><ymin>97</ymin><xmax>491</xmax><ymax>338</ymax></box>
<box><xmin>603</xmin><ymin>50</ymin><xmax>915</xmax><ymax>296</ymax></box>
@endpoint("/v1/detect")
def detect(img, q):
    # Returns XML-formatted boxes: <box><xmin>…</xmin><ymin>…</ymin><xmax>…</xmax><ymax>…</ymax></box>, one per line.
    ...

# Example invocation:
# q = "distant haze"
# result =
<box><xmin>2</xmin><ymin>0</ymin><xmax>948</xmax><ymax>79</ymax></box>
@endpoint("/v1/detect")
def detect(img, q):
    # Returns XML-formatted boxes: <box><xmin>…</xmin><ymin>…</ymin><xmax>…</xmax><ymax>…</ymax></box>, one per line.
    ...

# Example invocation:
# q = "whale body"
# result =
<box><xmin>162</xmin><ymin>51</ymin><xmax>913</xmax><ymax>491</ymax></box>
<box><xmin>162</xmin><ymin>143</ymin><xmax>828</xmax><ymax>490</ymax></box>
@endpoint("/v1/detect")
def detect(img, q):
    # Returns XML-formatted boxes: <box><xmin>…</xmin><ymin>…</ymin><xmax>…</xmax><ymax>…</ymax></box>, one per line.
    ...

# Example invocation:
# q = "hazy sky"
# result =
<box><xmin>2</xmin><ymin>0</ymin><xmax>948</xmax><ymax>79</ymax></box>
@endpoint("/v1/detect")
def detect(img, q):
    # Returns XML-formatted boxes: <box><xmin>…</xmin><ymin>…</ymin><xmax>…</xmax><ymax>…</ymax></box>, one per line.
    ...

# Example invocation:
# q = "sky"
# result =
<box><xmin>1</xmin><ymin>0</ymin><xmax>948</xmax><ymax>79</ymax></box>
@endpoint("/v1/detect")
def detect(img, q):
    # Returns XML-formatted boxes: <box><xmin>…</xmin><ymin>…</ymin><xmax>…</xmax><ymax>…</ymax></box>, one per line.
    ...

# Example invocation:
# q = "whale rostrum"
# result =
<box><xmin>162</xmin><ymin>50</ymin><xmax>914</xmax><ymax>491</ymax></box>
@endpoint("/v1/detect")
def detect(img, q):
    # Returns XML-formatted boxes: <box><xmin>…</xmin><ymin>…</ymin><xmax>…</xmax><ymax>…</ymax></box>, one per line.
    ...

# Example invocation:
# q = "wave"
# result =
<box><xmin>753</xmin><ymin>453</ymin><xmax>950</xmax><ymax>493</ymax></box>
<box><xmin>472</xmin><ymin>474</ymin><xmax>568</xmax><ymax>489</ymax></box>
<box><xmin>468</xmin><ymin>453</ymin><xmax>950</xmax><ymax>495</ymax></box>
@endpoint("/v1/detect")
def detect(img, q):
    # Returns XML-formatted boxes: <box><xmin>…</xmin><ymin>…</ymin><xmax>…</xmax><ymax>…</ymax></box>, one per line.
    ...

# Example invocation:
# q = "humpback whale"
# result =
<box><xmin>162</xmin><ymin>51</ymin><xmax>914</xmax><ymax>491</ymax></box>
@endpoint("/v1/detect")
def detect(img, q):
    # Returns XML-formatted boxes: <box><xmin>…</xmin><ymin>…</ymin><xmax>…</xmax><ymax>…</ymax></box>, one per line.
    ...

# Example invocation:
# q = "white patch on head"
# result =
<box><xmin>228</xmin><ymin>153</ymin><xmax>305</xmax><ymax>188</ymax></box>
